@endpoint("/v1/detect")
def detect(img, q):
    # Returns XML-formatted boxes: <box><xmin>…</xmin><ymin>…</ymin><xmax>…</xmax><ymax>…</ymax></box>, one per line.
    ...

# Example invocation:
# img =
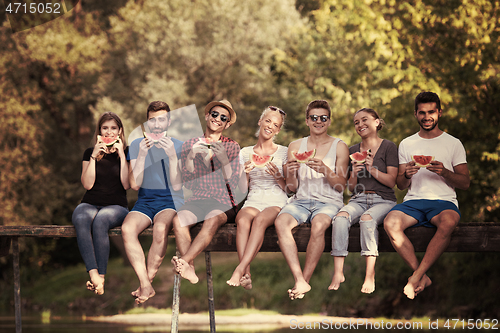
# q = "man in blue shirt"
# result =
<box><xmin>122</xmin><ymin>101</ymin><xmax>184</xmax><ymax>304</ymax></box>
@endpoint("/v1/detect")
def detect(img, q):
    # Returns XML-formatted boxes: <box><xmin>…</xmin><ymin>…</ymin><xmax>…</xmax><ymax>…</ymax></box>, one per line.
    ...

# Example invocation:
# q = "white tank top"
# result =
<box><xmin>293</xmin><ymin>137</ymin><xmax>344</xmax><ymax>205</ymax></box>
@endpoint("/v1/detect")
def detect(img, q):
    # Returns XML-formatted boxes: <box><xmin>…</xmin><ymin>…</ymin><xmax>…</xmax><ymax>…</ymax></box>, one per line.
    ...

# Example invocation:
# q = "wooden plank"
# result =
<box><xmin>191</xmin><ymin>222</ymin><xmax>500</xmax><ymax>253</ymax></box>
<box><xmin>1</xmin><ymin>223</ymin><xmax>499</xmax><ymax>252</ymax></box>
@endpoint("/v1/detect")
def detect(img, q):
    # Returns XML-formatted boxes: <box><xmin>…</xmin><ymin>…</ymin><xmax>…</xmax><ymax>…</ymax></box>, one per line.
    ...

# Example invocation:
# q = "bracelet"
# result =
<box><xmin>404</xmin><ymin>171</ymin><xmax>411</xmax><ymax>179</ymax></box>
<box><xmin>90</xmin><ymin>155</ymin><xmax>97</xmax><ymax>160</ymax></box>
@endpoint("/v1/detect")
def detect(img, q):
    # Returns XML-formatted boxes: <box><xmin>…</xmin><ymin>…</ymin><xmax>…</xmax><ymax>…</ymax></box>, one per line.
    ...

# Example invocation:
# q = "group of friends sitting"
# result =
<box><xmin>72</xmin><ymin>91</ymin><xmax>470</xmax><ymax>305</ymax></box>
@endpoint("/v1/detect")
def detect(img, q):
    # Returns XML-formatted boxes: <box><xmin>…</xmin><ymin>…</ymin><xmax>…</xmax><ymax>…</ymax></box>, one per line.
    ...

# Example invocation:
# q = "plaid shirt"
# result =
<box><xmin>181</xmin><ymin>135</ymin><xmax>240</xmax><ymax>207</ymax></box>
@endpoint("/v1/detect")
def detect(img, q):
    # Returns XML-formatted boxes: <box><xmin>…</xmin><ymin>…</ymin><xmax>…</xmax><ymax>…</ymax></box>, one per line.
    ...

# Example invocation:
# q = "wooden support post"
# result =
<box><xmin>205</xmin><ymin>251</ymin><xmax>216</xmax><ymax>333</ymax></box>
<box><xmin>171</xmin><ymin>250</ymin><xmax>181</xmax><ymax>333</ymax></box>
<box><xmin>171</xmin><ymin>274</ymin><xmax>181</xmax><ymax>332</ymax></box>
<box><xmin>13</xmin><ymin>237</ymin><xmax>22</xmax><ymax>333</ymax></box>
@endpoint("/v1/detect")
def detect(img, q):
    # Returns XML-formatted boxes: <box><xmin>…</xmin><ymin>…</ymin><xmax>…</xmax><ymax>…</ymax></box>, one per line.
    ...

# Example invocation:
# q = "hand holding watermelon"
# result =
<box><xmin>264</xmin><ymin>161</ymin><xmax>283</xmax><ymax>180</ymax></box>
<box><xmin>243</xmin><ymin>160</ymin><xmax>255</xmax><ymax>173</ymax></box>
<box><xmin>403</xmin><ymin>160</ymin><xmax>420</xmax><ymax>179</ymax></box>
<box><xmin>425</xmin><ymin>160</ymin><xmax>448</xmax><ymax>176</ymax></box>
<box><xmin>111</xmin><ymin>137</ymin><xmax>125</xmax><ymax>157</ymax></box>
<box><xmin>305</xmin><ymin>158</ymin><xmax>328</xmax><ymax>175</ymax></box>
<box><xmin>211</xmin><ymin>142</ymin><xmax>229</xmax><ymax>165</ymax></box>
<box><xmin>155</xmin><ymin>136</ymin><xmax>177</xmax><ymax>159</ymax></box>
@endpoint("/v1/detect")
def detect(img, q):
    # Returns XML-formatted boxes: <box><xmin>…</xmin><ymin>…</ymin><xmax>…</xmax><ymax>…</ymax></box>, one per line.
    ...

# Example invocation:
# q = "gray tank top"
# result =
<box><xmin>293</xmin><ymin>137</ymin><xmax>344</xmax><ymax>205</ymax></box>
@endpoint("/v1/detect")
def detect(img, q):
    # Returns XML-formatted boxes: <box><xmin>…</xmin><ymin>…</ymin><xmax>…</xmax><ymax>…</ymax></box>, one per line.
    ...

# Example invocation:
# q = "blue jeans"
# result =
<box><xmin>72</xmin><ymin>203</ymin><xmax>129</xmax><ymax>274</ymax></box>
<box><xmin>331</xmin><ymin>193</ymin><xmax>396</xmax><ymax>257</ymax></box>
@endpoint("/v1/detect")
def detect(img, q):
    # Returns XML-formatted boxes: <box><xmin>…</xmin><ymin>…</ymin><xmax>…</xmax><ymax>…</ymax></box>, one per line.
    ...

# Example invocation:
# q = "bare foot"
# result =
<box><xmin>171</xmin><ymin>256</ymin><xmax>181</xmax><ymax>273</ymax></box>
<box><xmin>404</xmin><ymin>273</ymin><xmax>429</xmax><ymax>299</ymax></box>
<box><xmin>176</xmin><ymin>257</ymin><xmax>199</xmax><ymax>284</ymax></box>
<box><xmin>361</xmin><ymin>277</ymin><xmax>375</xmax><ymax>294</ymax></box>
<box><xmin>227</xmin><ymin>269</ymin><xmax>243</xmax><ymax>287</ymax></box>
<box><xmin>328</xmin><ymin>272</ymin><xmax>345</xmax><ymax>291</ymax></box>
<box><xmin>240</xmin><ymin>274</ymin><xmax>252</xmax><ymax>290</ymax></box>
<box><xmin>131</xmin><ymin>287</ymin><xmax>140</xmax><ymax>298</ymax></box>
<box><xmin>86</xmin><ymin>276</ymin><xmax>105</xmax><ymax>295</ymax></box>
<box><xmin>288</xmin><ymin>281</ymin><xmax>311</xmax><ymax>300</ymax></box>
<box><xmin>414</xmin><ymin>275</ymin><xmax>432</xmax><ymax>296</ymax></box>
<box><xmin>135</xmin><ymin>286</ymin><xmax>156</xmax><ymax>304</ymax></box>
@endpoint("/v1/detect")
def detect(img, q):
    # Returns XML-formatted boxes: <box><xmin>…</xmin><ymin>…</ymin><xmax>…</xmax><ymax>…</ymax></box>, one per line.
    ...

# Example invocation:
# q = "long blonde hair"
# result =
<box><xmin>92</xmin><ymin>112</ymin><xmax>127</xmax><ymax>161</ymax></box>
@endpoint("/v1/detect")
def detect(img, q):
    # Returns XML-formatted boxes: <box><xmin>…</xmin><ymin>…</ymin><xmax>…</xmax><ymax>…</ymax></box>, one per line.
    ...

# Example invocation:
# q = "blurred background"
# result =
<box><xmin>0</xmin><ymin>0</ymin><xmax>499</xmax><ymax>321</ymax></box>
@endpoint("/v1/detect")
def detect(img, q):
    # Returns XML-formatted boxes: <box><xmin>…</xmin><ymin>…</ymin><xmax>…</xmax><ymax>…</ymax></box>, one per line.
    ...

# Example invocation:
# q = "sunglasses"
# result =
<box><xmin>209</xmin><ymin>110</ymin><xmax>229</xmax><ymax>123</ymax></box>
<box><xmin>308</xmin><ymin>115</ymin><xmax>330</xmax><ymax>122</ymax></box>
<box><xmin>268</xmin><ymin>106</ymin><xmax>286</xmax><ymax>116</ymax></box>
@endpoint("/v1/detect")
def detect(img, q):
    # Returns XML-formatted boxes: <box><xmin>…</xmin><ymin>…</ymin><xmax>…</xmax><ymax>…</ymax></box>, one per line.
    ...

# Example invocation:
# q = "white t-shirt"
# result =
<box><xmin>398</xmin><ymin>132</ymin><xmax>467</xmax><ymax>207</ymax></box>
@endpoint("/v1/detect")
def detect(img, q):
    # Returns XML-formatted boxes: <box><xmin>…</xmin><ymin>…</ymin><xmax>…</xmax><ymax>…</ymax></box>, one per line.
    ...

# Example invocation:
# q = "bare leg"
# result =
<box><xmin>171</xmin><ymin>210</ymin><xmax>197</xmax><ymax>282</ymax></box>
<box><xmin>385</xmin><ymin>210</ymin><xmax>458</xmax><ymax>299</ymax></box>
<box><xmin>133</xmin><ymin>209</ymin><xmax>175</xmax><ymax>303</ymax></box>
<box><xmin>302</xmin><ymin>214</ymin><xmax>332</xmax><ymax>283</ymax></box>
<box><xmin>122</xmin><ymin>212</ymin><xmax>155</xmax><ymax>303</ymax></box>
<box><xmin>328</xmin><ymin>256</ymin><xmax>345</xmax><ymax>290</ymax></box>
<box><xmin>361</xmin><ymin>256</ymin><xmax>376</xmax><ymax>294</ymax></box>
<box><xmin>173</xmin><ymin>210</ymin><xmax>227</xmax><ymax>283</ymax></box>
<box><xmin>404</xmin><ymin>210</ymin><xmax>458</xmax><ymax>298</ymax></box>
<box><xmin>228</xmin><ymin>207</ymin><xmax>279</xmax><ymax>288</ymax></box>
<box><xmin>275</xmin><ymin>213</ymin><xmax>311</xmax><ymax>300</ymax></box>
<box><xmin>227</xmin><ymin>208</ymin><xmax>259</xmax><ymax>287</ymax></box>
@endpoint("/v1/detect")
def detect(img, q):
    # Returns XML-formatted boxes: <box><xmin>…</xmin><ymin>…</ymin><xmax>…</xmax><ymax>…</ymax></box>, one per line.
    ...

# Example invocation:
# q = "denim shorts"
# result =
<box><xmin>278</xmin><ymin>199</ymin><xmax>343</xmax><ymax>225</ymax></box>
<box><xmin>339</xmin><ymin>193</ymin><xmax>396</xmax><ymax>225</ymax></box>
<box><xmin>389</xmin><ymin>199</ymin><xmax>461</xmax><ymax>228</ymax></box>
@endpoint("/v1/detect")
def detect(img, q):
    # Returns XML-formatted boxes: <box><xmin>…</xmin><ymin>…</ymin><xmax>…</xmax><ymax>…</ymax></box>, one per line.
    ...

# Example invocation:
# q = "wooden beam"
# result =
<box><xmin>1</xmin><ymin>222</ymin><xmax>499</xmax><ymax>252</ymax></box>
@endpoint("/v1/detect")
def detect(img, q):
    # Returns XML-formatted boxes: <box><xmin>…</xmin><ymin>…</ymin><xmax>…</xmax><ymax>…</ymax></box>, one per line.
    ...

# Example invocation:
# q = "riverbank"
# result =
<box><xmin>89</xmin><ymin>309</ymin><xmax>431</xmax><ymax>331</ymax></box>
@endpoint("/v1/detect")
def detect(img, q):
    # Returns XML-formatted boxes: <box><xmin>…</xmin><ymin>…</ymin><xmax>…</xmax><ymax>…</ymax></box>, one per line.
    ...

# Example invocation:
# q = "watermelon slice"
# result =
<box><xmin>292</xmin><ymin>149</ymin><xmax>316</xmax><ymax>163</ymax></box>
<box><xmin>251</xmin><ymin>154</ymin><xmax>274</xmax><ymax>168</ymax></box>
<box><xmin>198</xmin><ymin>137</ymin><xmax>221</xmax><ymax>148</ymax></box>
<box><xmin>143</xmin><ymin>131</ymin><xmax>167</xmax><ymax>143</ymax></box>
<box><xmin>412</xmin><ymin>155</ymin><xmax>435</xmax><ymax>167</ymax></box>
<box><xmin>349</xmin><ymin>149</ymin><xmax>372</xmax><ymax>163</ymax></box>
<box><xmin>97</xmin><ymin>135</ymin><xmax>118</xmax><ymax>147</ymax></box>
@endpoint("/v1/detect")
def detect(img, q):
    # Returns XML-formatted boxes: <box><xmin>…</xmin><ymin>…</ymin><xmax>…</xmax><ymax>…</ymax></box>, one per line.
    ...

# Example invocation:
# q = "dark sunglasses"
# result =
<box><xmin>209</xmin><ymin>110</ymin><xmax>229</xmax><ymax>123</ymax></box>
<box><xmin>308</xmin><ymin>114</ymin><xmax>330</xmax><ymax>122</ymax></box>
<box><xmin>268</xmin><ymin>106</ymin><xmax>286</xmax><ymax>116</ymax></box>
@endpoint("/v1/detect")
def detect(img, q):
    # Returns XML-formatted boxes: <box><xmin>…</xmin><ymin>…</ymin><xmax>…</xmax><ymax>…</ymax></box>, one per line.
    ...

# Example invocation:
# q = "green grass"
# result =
<box><xmin>1</xmin><ymin>244</ymin><xmax>499</xmax><ymax>319</ymax></box>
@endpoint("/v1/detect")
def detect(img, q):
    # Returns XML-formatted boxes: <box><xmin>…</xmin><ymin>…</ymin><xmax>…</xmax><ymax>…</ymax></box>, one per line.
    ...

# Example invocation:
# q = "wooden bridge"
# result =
<box><xmin>1</xmin><ymin>222</ymin><xmax>499</xmax><ymax>333</ymax></box>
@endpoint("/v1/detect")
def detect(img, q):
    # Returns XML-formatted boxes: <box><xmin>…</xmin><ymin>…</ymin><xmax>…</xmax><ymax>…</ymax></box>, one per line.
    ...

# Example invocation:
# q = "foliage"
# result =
<box><xmin>1</xmin><ymin>0</ymin><xmax>500</xmax><ymax>320</ymax></box>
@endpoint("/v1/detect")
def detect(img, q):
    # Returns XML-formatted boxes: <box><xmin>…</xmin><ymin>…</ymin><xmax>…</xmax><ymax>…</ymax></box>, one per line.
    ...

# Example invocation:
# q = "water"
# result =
<box><xmin>0</xmin><ymin>316</ymin><xmax>487</xmax><ymax>333</ymax></box>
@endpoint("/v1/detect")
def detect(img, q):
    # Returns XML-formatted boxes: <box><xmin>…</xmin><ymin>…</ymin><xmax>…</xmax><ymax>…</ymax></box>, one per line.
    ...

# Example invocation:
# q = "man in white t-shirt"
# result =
<box><xmin>384</xmin><ymin>91</ymin><xmax>470</xmax><ymax>299</ymax></box>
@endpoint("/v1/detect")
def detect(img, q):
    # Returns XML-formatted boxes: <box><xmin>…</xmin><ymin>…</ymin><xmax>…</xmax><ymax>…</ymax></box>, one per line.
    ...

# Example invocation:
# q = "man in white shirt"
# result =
<box><xmin>384</xmin><ymin>91</ymin><xmax>470</xmax><ymax>299</ymax></box>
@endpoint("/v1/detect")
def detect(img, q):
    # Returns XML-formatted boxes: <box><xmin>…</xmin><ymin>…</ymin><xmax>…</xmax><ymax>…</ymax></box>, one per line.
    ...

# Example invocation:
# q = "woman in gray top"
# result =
<box><xmin>329</xmin><ymin>108</ymin><xmax>398</xmax><ymax>294</ymax></box>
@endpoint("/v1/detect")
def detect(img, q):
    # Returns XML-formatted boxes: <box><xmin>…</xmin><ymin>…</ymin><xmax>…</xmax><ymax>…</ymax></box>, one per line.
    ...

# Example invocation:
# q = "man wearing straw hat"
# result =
<box><xmin>172</xmin><ymin>100</ymin><xmax>240</xmax><ymax>283</ymax></box>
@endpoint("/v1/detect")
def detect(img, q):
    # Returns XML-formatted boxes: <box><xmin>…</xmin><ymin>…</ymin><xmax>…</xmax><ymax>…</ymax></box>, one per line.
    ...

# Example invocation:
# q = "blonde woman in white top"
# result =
<box><xmin>227</xmin><ymin>106</ymin><xmax>288</xmax><ymax>289</ymax></box>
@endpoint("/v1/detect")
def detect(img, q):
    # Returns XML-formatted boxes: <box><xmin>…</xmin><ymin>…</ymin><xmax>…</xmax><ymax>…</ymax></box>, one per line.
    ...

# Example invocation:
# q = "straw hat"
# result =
<box><xmin>204</xmin><ymin>99</ymin><xmax>236</xmax><ymax>125</ymax></box>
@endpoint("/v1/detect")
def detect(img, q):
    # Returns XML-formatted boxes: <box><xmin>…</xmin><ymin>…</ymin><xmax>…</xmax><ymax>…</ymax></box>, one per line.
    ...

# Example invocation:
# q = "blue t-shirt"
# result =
<box><xmin>128</xmin><ymin>137</ymin><xmax>184</xmax><ymax>208</ymax></box>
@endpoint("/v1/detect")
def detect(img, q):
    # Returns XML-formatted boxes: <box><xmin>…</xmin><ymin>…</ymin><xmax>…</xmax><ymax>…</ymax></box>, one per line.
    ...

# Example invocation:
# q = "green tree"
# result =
<box><xmin>96</xmin><ymin>0</ymin><xmax>302</xmax><ymax>146</ymax></box>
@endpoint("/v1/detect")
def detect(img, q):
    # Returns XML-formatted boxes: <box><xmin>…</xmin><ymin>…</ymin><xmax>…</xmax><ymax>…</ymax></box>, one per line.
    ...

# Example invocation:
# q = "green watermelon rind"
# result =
<box><xmin>292</xmin><ymin>149</ymin><xmax>316</xmax><ymax>163</ymax></box>
<box><xmin>349</xmin><ymin>149</ymin><xmax>372</xmax><ymax>163</ymax></box>
<box><xmin>143</xmin><ymin>131</ymin><xmax>167</xmax><ymax>143</ymax></box>
<box><xmin>98</xmin><ymin>135</ymin><xmax>119</xmax><ymax>147</ymax></box>
<box><xmin>412</xmin><ymin>155</ymin><xmax>435</xmax><ymax>167</ymax></box>
<box><xmin>251</xmin><ymin>154</ymin><xmax>274</xmax><ymax>168</ymax></box>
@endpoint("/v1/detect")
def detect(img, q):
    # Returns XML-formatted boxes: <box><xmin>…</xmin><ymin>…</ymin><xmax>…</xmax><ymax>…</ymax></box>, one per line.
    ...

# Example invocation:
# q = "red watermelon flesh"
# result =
<box><xmin>412</xmin><ymin>155</ymin><xmax>434</xmax><ymax>167</ymax></box>
<box><xmin>143</xmin><ymin>131</ymin><xmax>167</xmax><ymax>143</ymax></box>
<box><xmin>98</xmin><ymin>135</ymin><xmax>118</xmax><ymax>147</ymax></box>
<box><xmin>349</xmin><ymin>149</ymin><xmax>371</xmax><ymax>163</ymax></box>
<box><xmin>251</xmin><ymin>154</ymin><xmax>273</xmax><ymax>168</ymax></box>
<box><xmin>292</xmin><ymin>149</ymin><xmax>316</xmax><ymax>163</ymax></box>
<box><xmin>198</xmin><ymin>137</ymin><xmax>221</xmax><ymax>148</ymax></box>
